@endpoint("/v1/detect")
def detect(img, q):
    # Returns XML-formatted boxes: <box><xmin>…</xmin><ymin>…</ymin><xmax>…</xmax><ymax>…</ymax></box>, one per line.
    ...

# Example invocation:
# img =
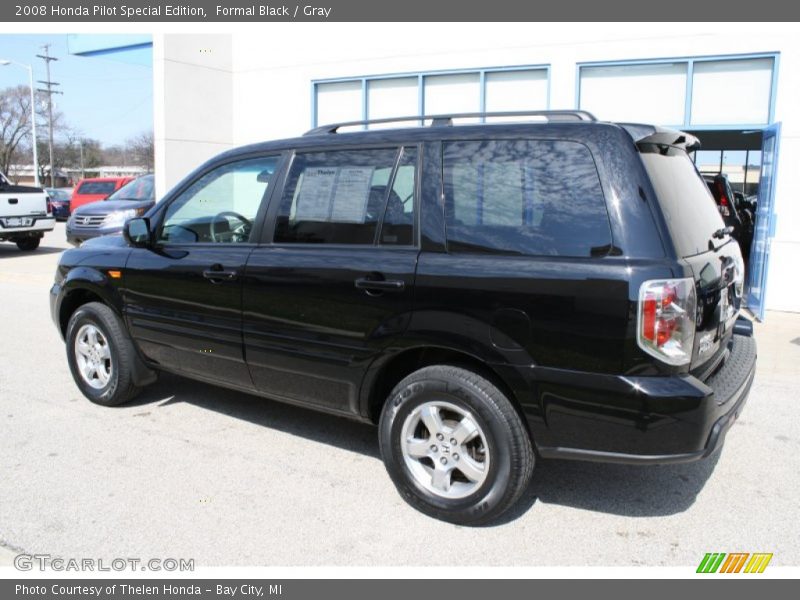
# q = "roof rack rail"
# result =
<box><xmin>303</xmin><ymin>110</ymin><xmax>598</xmax><ymax>136</ymax></box>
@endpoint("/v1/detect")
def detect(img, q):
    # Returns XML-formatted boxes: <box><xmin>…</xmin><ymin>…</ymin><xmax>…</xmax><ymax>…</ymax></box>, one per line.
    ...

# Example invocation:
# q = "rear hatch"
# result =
<box><xmin>0</xmin><ymin>172</ymin><xmax>49</xmax><ymax>225</ymax></box>
<box><xmin>636</xmin><ymin>133</ymin><xmax>744</xmax><ymax>377</ymax></box>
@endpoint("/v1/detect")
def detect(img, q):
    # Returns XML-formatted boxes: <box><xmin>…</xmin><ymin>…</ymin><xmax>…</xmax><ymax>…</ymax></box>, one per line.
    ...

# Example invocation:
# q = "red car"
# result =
<box><xmin>70</xmin><ymin>177</ymin><xmax>135</xmax><ymax>211</ymax></box>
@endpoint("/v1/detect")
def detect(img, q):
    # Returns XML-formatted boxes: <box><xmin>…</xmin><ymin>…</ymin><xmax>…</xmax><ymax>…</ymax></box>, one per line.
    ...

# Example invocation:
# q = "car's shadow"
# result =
<box><xmin>0</xmin><ymin>245</ymin><xmax>65</xmax><ymax>258</ymax></box>
<box><xmin>130</xmin><ymin>372</ymin><xmax>721</xmax><ymax>524</ymax></box>
<box><xmin>493</xmin><ymin>451</ymin><xmax>721</xmax><ymax>525</ymax></box>
<box><xmin>130</xmin><ymin>372</ymin><xmax>380</xmax><ymax>459</ymax></box>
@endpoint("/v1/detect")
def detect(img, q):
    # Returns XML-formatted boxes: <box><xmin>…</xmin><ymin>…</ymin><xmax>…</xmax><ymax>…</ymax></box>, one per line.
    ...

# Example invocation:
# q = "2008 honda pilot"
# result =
<box><xmin>50</xmin><ymin>111</ymin><xmax>757</xmax><ymax>525</ymax></box>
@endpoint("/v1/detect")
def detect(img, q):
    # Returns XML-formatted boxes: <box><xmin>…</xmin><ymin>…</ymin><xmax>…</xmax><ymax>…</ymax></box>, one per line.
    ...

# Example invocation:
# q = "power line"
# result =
<box><xmin>36</xmin><ymin>44</ymin><xmax>62</xmax><ymax>187</ymax></box>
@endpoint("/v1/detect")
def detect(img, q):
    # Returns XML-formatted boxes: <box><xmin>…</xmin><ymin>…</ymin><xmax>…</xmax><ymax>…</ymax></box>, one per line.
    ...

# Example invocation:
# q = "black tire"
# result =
<box><xmin>379</xmin><ymin>365</ymin><xmax>534</xmax><ymax>525</ymax></box>
<box><xmin>65</xmin><ymin>302</ymin><xmax>143</xmax><ymax>406</ymax></box>
<box><xmin>16</xmin><ymin>237</ymin><xmax>40</xmax><ymax>251</ymax></box>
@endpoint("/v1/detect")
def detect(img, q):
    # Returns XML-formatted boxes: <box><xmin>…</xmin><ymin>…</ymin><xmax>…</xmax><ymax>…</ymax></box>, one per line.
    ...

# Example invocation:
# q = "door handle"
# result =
<box><xmin>203</xmin><ymin>268</ymin><xmax>238</xmax><ymax>283</ymax></box>
<box><xmin>354</xmin><ymin>277</ymin><xmax>405</xmax><ymax>292</ymax></box>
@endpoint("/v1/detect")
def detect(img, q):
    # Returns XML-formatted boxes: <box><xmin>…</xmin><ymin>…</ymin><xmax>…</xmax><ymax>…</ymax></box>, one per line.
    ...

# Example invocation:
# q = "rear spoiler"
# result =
<box><xmin>619</xmin><ymin>123</ymin><xmax>701</xmax><ymax>152</ymax></box>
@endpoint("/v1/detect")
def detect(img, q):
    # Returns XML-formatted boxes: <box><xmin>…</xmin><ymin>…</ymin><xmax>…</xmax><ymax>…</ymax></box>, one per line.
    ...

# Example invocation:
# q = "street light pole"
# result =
<box><xmin>0</xmin><ymin>60</ymin><xmax>40</xmax><ymax>187</ymax></box>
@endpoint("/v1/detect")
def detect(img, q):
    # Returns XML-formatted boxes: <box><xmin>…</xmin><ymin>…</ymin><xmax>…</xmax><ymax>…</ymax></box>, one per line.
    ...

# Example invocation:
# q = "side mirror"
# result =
<box><xmin>124</xmin><ymin>217</ymin><xmax>152</xmax><ymax>248</ymax></box>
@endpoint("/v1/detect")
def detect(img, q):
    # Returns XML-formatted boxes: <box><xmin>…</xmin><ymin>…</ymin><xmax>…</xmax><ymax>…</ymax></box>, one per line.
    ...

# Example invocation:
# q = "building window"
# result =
<box><xmin>690</xmin><ymin>58</ymin><xmax>774</xmax><ymax>126</ymax></box>
<box><xmin>313</xmin><ymin>65</ymin><xmax>549</xmax><ymax>127</ymax></box>
<box><xmin>579</xmin><ymin>54</ymin><xmax>777</xmax><ymax>128</ymax></box>
<box><xmin>424</xmin><ymin>73</ymin><xmax>481</xmax><ymax>117</ymax></box>
<box><xmin>315</xmin><ymin>80</ymin><xmax>362</xmax><ymax>126</ymax></box>
<box><xmin>579</xmin><ymin>63</ymin><xmax>687</xmax><ymax>125</ymax></box>
<box><xmin>484</xmin><ymin>69</ymin><xmax>548</xmax><ymax>113</ymax></box>
<box><xmin>367</xmin><ymin>77</ymin><xmax>418</xmax><ymax>126</ymax></box>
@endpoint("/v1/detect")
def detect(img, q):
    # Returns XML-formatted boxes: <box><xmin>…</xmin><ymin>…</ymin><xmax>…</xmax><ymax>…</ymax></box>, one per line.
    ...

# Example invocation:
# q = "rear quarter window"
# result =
<box><xmin>442</xmin><ymin>139</ymin><xmax>612</xmax><ymax>257</ymax></box>
<box><xmin>639</xmin><ymin>145</ymin><xmax>726</xmax><ymax>257</ymax></box>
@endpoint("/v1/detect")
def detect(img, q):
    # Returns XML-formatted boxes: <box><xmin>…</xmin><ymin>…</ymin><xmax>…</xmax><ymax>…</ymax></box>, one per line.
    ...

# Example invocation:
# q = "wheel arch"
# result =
<box><xmin>58</xmin><ymin>275</ymin><xmax>156</xmax><ymax>388</ymax></box>
<box><xmin>57</xmin><ymin>268</ymin><xmax>125</xmax><ymax>337</ymax></box>
<box><xmin>361</xmin><ymin>345</ymin><xmax>532</xmax><ymax>437</ymax></box>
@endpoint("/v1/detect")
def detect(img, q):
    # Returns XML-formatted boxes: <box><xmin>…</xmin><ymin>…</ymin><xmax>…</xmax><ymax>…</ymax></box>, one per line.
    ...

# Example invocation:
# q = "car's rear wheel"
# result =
<box><xmin>16</xmin><ymin>237</ymin><xmax>40</xmax><ymax>251</ymax></box>
<box><xmin>65</xmin><ymin>302</ymin><xmax>143</xmax><ymax>406</ymax></box>
<box><xmin>379</xmin><ymin>365</ymin><xmax>534</xmax><ymax>525</ymax></box>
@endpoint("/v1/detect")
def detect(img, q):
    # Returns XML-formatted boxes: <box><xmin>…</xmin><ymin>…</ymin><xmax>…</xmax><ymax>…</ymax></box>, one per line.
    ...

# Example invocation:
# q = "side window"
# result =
<box><xmin>443</xmin><ymin>140</ymin><xmax>612</xmax><ymax>257</ymax></box>
<box><xmin>274</xmin><ymin>147</ymin><xmax>416</xmax><ymax>245</ymax></box>
<box><xmin>159</xmin><ymin>156</ymin><xmax>280</xmax><ymax>244</ymax></box>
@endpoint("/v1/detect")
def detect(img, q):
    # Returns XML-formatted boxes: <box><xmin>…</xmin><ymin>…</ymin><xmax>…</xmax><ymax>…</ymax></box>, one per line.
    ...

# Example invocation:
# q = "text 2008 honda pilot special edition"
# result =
<box><xmin>51</xmin><ymin>111</ymin><xmax>757</xmax><ymax>524</ymax></box>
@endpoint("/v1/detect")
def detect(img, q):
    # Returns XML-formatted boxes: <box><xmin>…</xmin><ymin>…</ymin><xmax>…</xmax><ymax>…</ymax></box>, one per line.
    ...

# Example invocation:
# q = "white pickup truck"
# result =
<box><xmin>0</xmin><ymin>170</ymin><xmax>55</xmax><ymax>251</ymax></box>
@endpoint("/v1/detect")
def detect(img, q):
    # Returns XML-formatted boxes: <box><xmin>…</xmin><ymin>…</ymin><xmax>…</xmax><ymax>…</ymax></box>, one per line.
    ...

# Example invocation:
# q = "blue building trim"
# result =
<box><xmin>69</xmin><ymin>42</ymin><xmax>153</xmax><ymax>58</ymax></box>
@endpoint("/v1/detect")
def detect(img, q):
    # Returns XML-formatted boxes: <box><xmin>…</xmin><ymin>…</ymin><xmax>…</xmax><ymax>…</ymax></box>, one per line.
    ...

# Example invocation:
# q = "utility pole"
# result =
<box><xmin>36</xmin><ymin>45</ymin><xmax>61</xmax><ymax>188</ymax></box>
<box><xmin>79</xmin><ymin>139</ymin><xmax>85</xmax><ymax>179</ymax></box>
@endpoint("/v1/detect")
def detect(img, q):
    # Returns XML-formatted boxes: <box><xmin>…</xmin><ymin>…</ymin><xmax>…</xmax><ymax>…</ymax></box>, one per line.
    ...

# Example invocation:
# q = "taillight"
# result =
<box><xmin>637</xmin><ymin>278</ymin><xmax>696</xmax><ymax>366</ymax></box>
<box><xmin>46</xmin><ymin>196</ymin><xmax>52</xmax><ymax>214</ymax></box>
<box><xmin>716</xmin><ymin>182</ymin><xmax>731</xmax><ymax>216</ymax></box>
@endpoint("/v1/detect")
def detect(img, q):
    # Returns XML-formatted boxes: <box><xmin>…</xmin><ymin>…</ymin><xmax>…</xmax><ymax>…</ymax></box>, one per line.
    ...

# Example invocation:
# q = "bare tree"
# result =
<box><xmin>125</xmin><ymin>130</ymin><xmax>154</xmax><ymax>171</ymax></box>
<box><xmin>1</xmin><ymin>85</ymin><xmax>150</xmax><ymax>184</ymax></box>
<box><xmin>0</xmin><ymin>85</ymin><xmax>33</xmax><ymax>177</ymax></box>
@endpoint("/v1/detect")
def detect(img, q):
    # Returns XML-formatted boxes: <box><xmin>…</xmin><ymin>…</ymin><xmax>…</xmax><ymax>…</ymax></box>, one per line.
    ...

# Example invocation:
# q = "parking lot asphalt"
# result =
<box><xmin>1</xmin><ymin>224</ymin><xmax>799</xmax><ymax>568</ymax></box>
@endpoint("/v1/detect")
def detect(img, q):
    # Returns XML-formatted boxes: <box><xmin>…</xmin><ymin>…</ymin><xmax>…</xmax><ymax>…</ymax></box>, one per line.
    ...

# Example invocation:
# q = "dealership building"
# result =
<box><xmin>73</xmin><ymin>24</ymin><xmax>800</xmax><ymax>317</ymax></box>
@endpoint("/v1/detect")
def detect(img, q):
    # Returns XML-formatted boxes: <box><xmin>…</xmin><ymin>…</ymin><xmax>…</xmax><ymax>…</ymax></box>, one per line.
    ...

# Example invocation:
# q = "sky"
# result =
<box><xmin>0</xmin><ymin>34</ymin><xmax>153</xmax><ymax>147</ymax></box>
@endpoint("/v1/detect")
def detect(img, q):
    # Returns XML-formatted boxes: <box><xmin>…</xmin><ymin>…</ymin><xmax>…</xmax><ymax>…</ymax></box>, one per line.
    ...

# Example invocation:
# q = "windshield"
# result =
<box><xmin>639</xmin><ymin>144</ymin><xmax>726</xmax><ymax>257</ymax></box>
<box><xmin>105</xmin><ymin>175</ymin><xmax>155</xmax><ymax>202</ymax></box>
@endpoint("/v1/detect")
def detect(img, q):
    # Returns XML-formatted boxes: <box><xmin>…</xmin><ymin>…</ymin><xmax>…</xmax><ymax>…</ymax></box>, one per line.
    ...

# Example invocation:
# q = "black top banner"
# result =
<box><xmin>2</xmin><ymin>0</ymin><xmax>800</xmax><ymax>22</ymax></box>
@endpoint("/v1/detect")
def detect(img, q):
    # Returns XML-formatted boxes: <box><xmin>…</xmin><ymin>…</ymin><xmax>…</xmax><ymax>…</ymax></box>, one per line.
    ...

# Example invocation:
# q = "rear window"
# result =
<box><xmin>443</xmin><ymin>139</ymin><xmax>612</xmax><ymax>257</ymax></box>
<box><xmin>47</xmin><ymin>189</ymin><xmax>70</xmax><ymax>201</ymax></box>
<box><xmin>639</xmin><ymin>144</ymin><xmax>726</xmax><ymax>257</ymax></box>
<box><xmin>77</xmin><ymin>181</ymin><xmax>117</xmax><ymax>196</ymax></box>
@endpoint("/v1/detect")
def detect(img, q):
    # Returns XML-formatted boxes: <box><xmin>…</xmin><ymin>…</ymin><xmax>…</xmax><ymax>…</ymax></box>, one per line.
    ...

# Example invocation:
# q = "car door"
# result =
<box><xmin>123</xmin><ymin>154</ymin><xmax>283</xmax><ymax>388</ymax></box>
<box><xmin>243</xmin><ymin>145</ymin><xmax>420</xmax><ymax>415</ymax></box>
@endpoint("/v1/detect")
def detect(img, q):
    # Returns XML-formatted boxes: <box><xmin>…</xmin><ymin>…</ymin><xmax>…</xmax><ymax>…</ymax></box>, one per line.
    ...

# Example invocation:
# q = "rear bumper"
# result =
<box><xmin>0</xmin><ymin>216</ymin><xmax>55</xmax><ymax>238</ymax></box>
<box><xmin>532</xmin><ymin>329</ymin><xmax>757</xmax><ymax>464</ymax></box>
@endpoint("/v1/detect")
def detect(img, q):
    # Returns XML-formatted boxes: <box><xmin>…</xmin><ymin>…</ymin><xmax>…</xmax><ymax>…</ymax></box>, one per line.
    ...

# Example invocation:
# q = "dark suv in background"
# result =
<box><xmin>50</xmin><ymin>111</ymin><xmax>756</xmax><ymax>525</ymax></box>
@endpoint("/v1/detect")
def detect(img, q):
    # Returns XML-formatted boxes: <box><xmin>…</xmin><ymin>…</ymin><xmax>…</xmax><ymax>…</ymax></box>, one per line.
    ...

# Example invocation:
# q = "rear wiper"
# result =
<box><xmin>712</xmin><ymin>226</ymin><xmax>734</xmax><ymax>239</ymax></box>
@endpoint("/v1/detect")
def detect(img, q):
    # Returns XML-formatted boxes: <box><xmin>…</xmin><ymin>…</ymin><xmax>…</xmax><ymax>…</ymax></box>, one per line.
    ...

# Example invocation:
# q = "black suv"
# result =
<box><xmin>50</xmin><ymin>111</ymin><xmax>756</xmax><ymax>525</ymax></box>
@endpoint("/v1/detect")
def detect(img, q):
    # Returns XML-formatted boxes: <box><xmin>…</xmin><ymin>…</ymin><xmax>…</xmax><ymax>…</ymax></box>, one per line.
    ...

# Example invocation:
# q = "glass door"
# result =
<box><xmin>747</xmin><ymin>123</ymin><xmax>781</xmax><ymax>321</ymax></box>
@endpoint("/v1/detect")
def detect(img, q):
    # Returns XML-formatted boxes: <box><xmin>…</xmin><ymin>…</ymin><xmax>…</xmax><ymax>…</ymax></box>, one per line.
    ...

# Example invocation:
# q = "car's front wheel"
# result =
<box><xmin>379</xmin><ymin>365</ymin><xmax>534</xmax><ymax>525</ymax></box>
<box><xmin>65</xmin><ymin>302</ymin><xmax>143</xmax><ymax>406</ymax></box>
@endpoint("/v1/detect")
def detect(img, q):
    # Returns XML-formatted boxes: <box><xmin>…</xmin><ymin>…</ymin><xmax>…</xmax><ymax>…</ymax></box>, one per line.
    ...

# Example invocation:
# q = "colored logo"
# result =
<box><xmin>697</xmin><ymin>552</ymin><xmax>773</xmax><ymax>573</ymax></box>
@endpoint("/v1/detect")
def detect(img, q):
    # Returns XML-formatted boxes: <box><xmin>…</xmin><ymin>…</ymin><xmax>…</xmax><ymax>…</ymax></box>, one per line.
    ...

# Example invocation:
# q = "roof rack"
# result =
<box><xmin>304</xmin><ymin>110</ymin><xmax>598</xmax><ymax>136</ymax></box>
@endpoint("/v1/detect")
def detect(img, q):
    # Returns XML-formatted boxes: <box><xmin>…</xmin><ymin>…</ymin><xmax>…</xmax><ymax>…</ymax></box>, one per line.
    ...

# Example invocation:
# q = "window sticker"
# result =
<box><xmin>330</xmin><ymin>167</ymin><xmax>374</xmax><ymax>223</ymax></box>
<box><xmin>293</xmin><ymin>166</ymin><xmax>375</xmax><ymax>223</ymax></box>
<box><xmin>294</xmin><ymin>167</ymin><xmax>338</xmax><ymax>221</ymax></box>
